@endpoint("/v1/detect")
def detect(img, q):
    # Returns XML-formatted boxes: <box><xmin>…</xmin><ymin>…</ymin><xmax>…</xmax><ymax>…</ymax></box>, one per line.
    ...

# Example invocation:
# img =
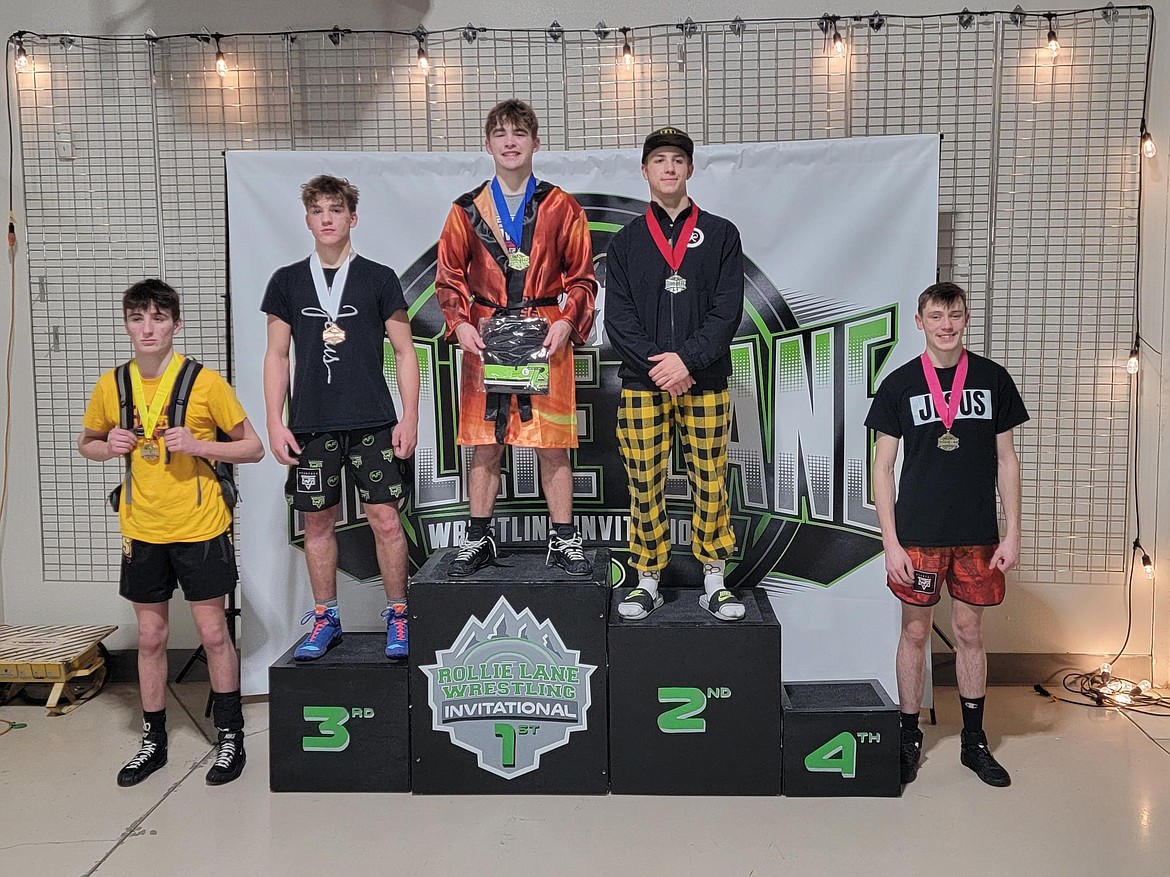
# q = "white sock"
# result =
<box><xmin>702</xmin><ymin>560</ymin><xmax>726</xmax><ymax>597</ymax></box>
<box><xmin>636</xmin><ymin>569</ymin><xmax>660</xmax><ymax>597</ymax></box>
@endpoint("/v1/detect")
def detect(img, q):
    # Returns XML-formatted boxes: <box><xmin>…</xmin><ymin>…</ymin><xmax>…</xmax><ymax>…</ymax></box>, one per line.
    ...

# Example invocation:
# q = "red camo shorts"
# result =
<box><xmin>888</xmin><ymin>544</ymin><xmax>1006</xmax><ymax>607</ymax></box>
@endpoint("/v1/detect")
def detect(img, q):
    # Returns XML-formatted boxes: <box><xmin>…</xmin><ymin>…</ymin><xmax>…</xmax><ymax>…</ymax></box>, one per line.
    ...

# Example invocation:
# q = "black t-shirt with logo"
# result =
<box><xmin>261</xmin><ymin>254</ymin><xmax>407</xmax><ymax>432</ymax></box>
<box><xmin>864</xmin><ymin>350</ymin><xmax>1029</xmax><ymax>547</ymax></box>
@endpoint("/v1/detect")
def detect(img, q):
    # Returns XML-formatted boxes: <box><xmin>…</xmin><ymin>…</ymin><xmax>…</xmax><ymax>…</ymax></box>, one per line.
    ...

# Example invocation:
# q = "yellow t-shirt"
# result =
<box><xmin>82</xmin><ymin>357</ymin><xmax>248</xmax><ymax>543</ymax></box>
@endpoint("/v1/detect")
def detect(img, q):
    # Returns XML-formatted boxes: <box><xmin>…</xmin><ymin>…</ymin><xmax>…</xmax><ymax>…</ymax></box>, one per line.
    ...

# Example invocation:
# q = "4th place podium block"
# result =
<box><xmin>608</xmin><ymin>588</ymin><xmax>782</xmax><ymax>795</ymax></box>
<box><xmin>269</xmin><ymin>633</ymin><xmax>411</xmax><ymax>793</ymax></box>
<box><xmin>409</xmin><ymin>547</ymin><xmax>610</xmax><ymax>794</ymax></box>
<box><xmin>781</xmin><ymin>679</ymin><xmax>900</xmax><ymax>797</ymax></box>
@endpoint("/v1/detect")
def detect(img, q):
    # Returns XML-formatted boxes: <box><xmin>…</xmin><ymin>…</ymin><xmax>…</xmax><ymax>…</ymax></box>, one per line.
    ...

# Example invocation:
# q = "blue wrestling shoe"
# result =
<box><xmin>294</xmin><ymin>606</ymin><xmax>342</xmax><ymax>661</ymax></box>
<box><xmin>383</xmin><ymin>602</ymin><xmax>409</xmax><ymax>659</ymax></box>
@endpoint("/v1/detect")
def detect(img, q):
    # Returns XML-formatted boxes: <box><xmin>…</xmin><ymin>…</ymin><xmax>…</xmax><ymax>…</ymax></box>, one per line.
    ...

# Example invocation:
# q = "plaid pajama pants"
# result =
<box><xmin>616</xmin><ymin>388</ymin><xmax>736</xmax><ymax>571</ymax></box>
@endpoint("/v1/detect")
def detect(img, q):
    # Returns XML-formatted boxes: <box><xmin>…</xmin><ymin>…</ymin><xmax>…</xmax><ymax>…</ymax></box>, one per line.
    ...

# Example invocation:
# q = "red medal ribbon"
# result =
<box><xmin>920</xmin><ymin>349</ymin><xmax>968</xmax><ymax>431</ymax></box>
<box><xmin>645</xmin><ymin>203</ymin><xmax>700</xmax><ymax>274</ymax></box>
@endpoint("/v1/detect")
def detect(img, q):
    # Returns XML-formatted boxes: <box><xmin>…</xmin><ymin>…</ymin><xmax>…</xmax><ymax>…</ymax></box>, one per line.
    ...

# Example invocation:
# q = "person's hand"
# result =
<box><xmin>455</xmin><ymin>322</ymin><xmax>485</xmax><ymax>357</ymax></box>
<box><xmin>884</xmin><ymin>543</ymin><xmax>915</xmax><ymax>586</ymax></box>
<box><xmin>268</xmin><ymin>425</ymin><xmax>302</xmax><ymax>465</ymax></box>
<box><xmin>392</xmin><ymin>419</ymin><xmax>418</xmax><ymax>460</ymax></box>
<box><xmin>161</xmin><ymin>426</ymin><xmax>202</xmax><ymax>456</ymax></box>
<box><xmin>106</xmin><ymin>427</ymin><xmax>138</xmax><ymax>456</ymax></box>
<box><xmin>662</xmin><ymin>373</ymin><xmax>696</xmax><ymax>397</ymax></box>
<box><xmin>542</xmin><ymin>320</ymin><xmax>574</xmax><ymax>356</ymax></box>
<box><xmin>990</xmin><ymin>533</ymin><xmax>1020</xmax><ymax>573</ymax></box>
<box><xmin>648</xmin><ymin>352</ymin><xmax>691</xmax><ymax>391</ymax></box>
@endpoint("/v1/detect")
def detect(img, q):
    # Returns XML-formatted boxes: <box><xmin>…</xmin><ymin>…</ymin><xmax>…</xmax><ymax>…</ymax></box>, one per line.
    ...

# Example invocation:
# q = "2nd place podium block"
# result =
<box><xmin>608</xmin><ymin>588</ymin><xmax>782</xmax><ymax>795</ymax></box>
<box><xmin>409</xmin><ymin>547</ymin><xmax>611</xmax><ymax>794</ymax></box>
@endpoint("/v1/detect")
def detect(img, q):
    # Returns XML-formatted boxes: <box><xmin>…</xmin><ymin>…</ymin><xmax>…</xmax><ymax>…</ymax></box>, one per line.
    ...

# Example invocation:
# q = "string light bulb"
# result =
<box><xmin>1143</xmin><ymin>552</ymin><xmax>1154</xmax><ymax>580</ymax></box>
<box><xmin>1141</xmin><ymin>120</ymin><xmax>1157</xmax><ymax>159</ymax></box>
<box><xmin>416</xmin><ymin>36</ymin><xmax>429</xmax><ymax>71</ymax></box>
<box><xmin>1045</xmin><ymin>14</ymin><xmax>1060</xmax><ymax>58</ymax></box>
<box><xmin>214</xmin><ymin>37</ymin><xmax>228</xmax><ymax>77</ymax></box>
<box><xmin>621</xmin><ymin>28</ymin><xmax>632</xmax><ymax>67</ymax></box>
<box><xmin>13</xmin><ymin>37</ymin><xmax>28</xmax><ymax>72</ymax></box>
<box><xmin>832</xmin><ymin>27</ymin><xmax>847</xmax><ymax>57</ymax></box>
<box><xmin>1127</xmin><ymin>344</ymin><xmax>1140</xmax><ymax>374</ymax></box>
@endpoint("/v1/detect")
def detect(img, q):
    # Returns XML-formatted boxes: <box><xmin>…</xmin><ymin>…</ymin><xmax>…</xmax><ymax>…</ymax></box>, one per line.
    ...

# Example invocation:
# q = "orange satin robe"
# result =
<box><xmin>436</xmin><ymin>181</ymin><xmax>597</xmax><ymax>448</ymax></box>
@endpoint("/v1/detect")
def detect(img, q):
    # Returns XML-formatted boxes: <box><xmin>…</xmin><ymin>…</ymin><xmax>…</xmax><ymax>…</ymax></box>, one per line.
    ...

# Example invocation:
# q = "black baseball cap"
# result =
<box><xmin>641</xmin><ymin>126</ymin><xmax>694</xmax><ymax>163</ymax></box>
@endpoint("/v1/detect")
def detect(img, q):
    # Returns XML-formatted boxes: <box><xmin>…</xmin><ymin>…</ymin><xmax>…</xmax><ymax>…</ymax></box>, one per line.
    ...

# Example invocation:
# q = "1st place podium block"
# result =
<box><xmin>409</xmin><ymin>547</ymin><xmax>610</xmax><ymax>794</ymax></box>
<box><xmin>608</xmin><ymin>588</ymin><xmax>782</xmax><ymax>795</ymax></box>
<box><xmin>269</xmin><ymin>633</ymin><xmax>410</xmax><ymax>793</ymax></box>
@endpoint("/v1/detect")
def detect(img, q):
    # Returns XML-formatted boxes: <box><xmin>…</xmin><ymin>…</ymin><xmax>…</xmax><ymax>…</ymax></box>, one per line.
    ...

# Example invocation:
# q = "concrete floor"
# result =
<box><xmin>2</xmin><ymin>683</ymin><xmax>1169</xmax><ymax>876</ymax></box>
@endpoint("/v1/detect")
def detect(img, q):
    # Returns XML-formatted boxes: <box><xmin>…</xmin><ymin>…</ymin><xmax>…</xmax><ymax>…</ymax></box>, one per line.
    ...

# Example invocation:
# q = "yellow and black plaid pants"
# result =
<box><xmin>616</xmin><ymin>388</ymin><xmax>736</xmax><ymax>571</ymax></box>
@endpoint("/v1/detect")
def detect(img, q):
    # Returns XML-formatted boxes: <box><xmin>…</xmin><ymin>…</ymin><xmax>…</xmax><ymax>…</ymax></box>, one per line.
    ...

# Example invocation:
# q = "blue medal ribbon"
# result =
<box><xmin>490</xmin><ymin>175</ymin><xmax>536</xmax><ymax>250</ymax></box>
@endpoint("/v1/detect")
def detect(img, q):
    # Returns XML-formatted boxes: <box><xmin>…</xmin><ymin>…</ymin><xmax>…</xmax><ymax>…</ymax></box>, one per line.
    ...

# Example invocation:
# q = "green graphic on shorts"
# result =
<box><xmin>370</xmin><ymin>470</ymin><xmax>383</xmax><ymax>483</ymax></box>
<box><xmin>312</xmin><ymin>496</ymin><xmax>326</xmax><ymax>509</ymax></box>
<box><xmin>390</xmin><ymin>484</ymin><xmax>402</xmax><ymax>498</ymax></box>
<box><xmin>349</xmin><ymin>455</ymin><xmax>363</xmax><ymax>469</ymax></box>
<box><xmin>381</xmin><ymin>449</ymin><xmax>395</xmax><ymax>462</ymax></box>
<box><xmin>327</xmin><ymin>475</ymin><xmax>340</xmax><ymax>487</ymax></box>
<box><xmin>483</xmin><ymin>362</ymin><xmax>550</xmax><ymax>393</ymax></box>
<box><xmin>324</xmin><ymin>439</ymin><xmax>339</xmax><ymax>452</ymax></box>
<box><xmin>359</xmin><ymin>489</ymin><xmax>371</xmax><ymax>500</ymax></box>
<box><xmin>362</xmin><ymin>434</ymin><xmax>375</xmax><ymax>446</ymax></box>
<box><xmin>307</xmin><ymin>459</ymin><xmax>323</xmax><ymax>469</ymax></box>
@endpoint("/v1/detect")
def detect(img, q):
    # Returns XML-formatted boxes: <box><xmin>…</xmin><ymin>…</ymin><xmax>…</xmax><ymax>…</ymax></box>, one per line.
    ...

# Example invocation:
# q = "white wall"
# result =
<box><xmin>1</xmin><ymin>0</ymin><xmax>1167</xmax><ymax>675</ymax></box>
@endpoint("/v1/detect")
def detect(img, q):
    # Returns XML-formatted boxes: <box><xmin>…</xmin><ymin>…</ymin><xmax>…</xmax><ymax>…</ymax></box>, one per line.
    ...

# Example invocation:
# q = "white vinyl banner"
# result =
<box><xmin>227</xmin><ymin>134</ymin><xmax>939</xmax><ymax>696</ymax></box>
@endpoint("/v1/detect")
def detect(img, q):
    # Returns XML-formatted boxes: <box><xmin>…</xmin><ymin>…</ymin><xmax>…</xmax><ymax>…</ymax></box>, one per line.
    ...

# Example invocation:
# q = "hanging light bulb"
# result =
<box><xmin>13</xmin><ymin>38</ymin><xmax>28</xmax><ymax>72</ymax></box>
<box><xmin>622</xmin><ymin>28</ymin><xmax>633</xmax><ymax>67</ymax></box>
<box><xmin>832</xmin><ymin>28</ymin><xmax>847</xmax><ymax>57</ymax></box>
<box><xmin>1046</xmin><ymin>14</ymin><xmax>1060</xmax><ymax>58</ymax></box>
<box><xmin>1141</xmin><ymin>126</ymin><xmax>1157</xmax><ymax>159</ymax></box>
<box><xmin>417</xmin><ymin>43</ymin><xmax>430</xmax><ymax>71</ymax></box>
<box><xmin>1143</xmin><ymin>552</ymin><xmax>1154</xmax><ymax>579</ymax></box>
<box><xmin>1127</xmin><ymin>345</ymin><xmax>1140</xmax><ymax>374</ymax></box>
<box><xmin>214</xmin><ymin>37</ymin><xmax>228</xmax><ymax>77</ymax></box>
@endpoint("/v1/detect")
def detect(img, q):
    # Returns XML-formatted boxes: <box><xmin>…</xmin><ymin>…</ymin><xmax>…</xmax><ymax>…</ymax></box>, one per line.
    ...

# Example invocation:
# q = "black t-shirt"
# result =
<box><xmin>261</xmin><ymin>254</ymin><xmax>407</xmax><ymax>432</ymax></box>
<box><xmin>864</xmin><ymin>350</ymin><xmax>1029</xmax><ymax>547</ymax></box>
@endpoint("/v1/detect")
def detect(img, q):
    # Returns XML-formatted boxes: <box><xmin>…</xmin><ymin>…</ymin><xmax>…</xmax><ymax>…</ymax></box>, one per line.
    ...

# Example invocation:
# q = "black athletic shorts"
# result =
<box><xmin>119</xmin><ymin>530</ymin><xmax>237</xmax><ymax>604</ymax></box>
<box><xmin>285</xmin><ymin>423</ymin><xmax>410</xmax><ymax>513</ymax></box>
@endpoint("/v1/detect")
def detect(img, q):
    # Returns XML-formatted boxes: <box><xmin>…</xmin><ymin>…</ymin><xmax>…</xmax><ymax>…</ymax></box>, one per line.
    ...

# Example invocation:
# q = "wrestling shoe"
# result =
<box><xmin>205</xmin><ymin>729</ymin><xmax>246</xmax><ymax>785</ymax></box>
<box><xmin>449</xmin><ymin>532</ymin><xmax>497</xmax><ymax>577</ymax></box>
<box><xmin>117</xmin><ymin>730</ymin><xmax>168</xmax><ymax>787</ymax></box>
<box><xmin>900</xmin><ymin>726</ymin><xmax>923</xmax><ymax>785</ymax></box>
<box><xmin>547</xmin><ymin>530</ymin><xmax>591</xmax><ymax>576</ymax></box>
<box><xmin>960</xmin><ymin>730</ymin><xmax>1011</xmax><ymax>787</ymax></box>
<box><xmin>293</xmin><ymin>606</ymin><xmax>342</xmax><ymax>661</ymax></box>
<box><xmin>383</xmin><ymin>602</ymin><xmax>409</xmax><ymax>659</ymax></box>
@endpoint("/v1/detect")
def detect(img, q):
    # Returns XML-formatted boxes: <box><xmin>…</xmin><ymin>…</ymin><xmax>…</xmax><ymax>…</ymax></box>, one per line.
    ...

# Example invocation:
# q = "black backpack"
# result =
<box><xmin>107</xmin><ymin>357</ymin><xmax>239</xmax><ymax>512</ymax></box>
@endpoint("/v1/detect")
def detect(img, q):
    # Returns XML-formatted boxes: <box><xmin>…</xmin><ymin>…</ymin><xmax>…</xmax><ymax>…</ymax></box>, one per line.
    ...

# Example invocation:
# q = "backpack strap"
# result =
<box><xmin>165</xmin><ymin>357</ymin><xmax>203</xmax><ymax>464</ymax></box>
<box><xmin>113</xmin><ymin>363</ymin><xmax>135</xmax><ymax>505</ymax></box>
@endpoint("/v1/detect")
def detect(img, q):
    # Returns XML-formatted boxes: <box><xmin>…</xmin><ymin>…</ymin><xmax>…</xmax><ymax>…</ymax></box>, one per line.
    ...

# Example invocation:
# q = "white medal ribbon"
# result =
<box><xmin>309</xmin><ymin>249</ymin><xmax>354</xmax><ymax>321</ymax></box>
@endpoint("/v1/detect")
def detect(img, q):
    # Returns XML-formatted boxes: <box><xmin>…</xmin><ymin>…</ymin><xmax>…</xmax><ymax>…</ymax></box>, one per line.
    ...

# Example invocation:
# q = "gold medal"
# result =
<box><xmin>507</xmin><ymin>250</ymin><xmax>530</xmax><ymax>271</ymax></box>
<box><xmin>140</xmin><ymin>439</ymin><xmax>161</xmax><ymax>462</ymax></box>
<box><xmin>322</xmin><ymin>321</ymin><xmax>346</xmax><ymax>345</ymax></box>
<box><xmin>937</xmin><ymin>430</ymin><xmax>960</xmax><ymax>452</ymax></box>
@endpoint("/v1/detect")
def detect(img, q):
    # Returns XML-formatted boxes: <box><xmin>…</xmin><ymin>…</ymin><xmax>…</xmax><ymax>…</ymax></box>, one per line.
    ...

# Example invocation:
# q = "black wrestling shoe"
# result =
<box><xmin>117</xmin><ymin>731</ymin><xmax>168</xmax><ymax>787</ymax></box>
<box><xmin>547</xmin><ymin>531</ymin><xmax>591</xmax><ymax>576</ymax></box>
<box><xmin>900</xmin><ymin>726</ymin><xmax>923</xmax><ymax>785</ymax></box>
<box><xmin>206</xmin><ymin>729</ymin><xmax>247</xmax><ymax>785</ymax></box>
<box><xmin>449</xmin><ymin>532</ymin><xmax>498</xmax><ymax>577</ymax></box>
<box><xmin>960</xmin><ymin>729</ymin><xmax>1011</xmax><ymax>787</ymax></box>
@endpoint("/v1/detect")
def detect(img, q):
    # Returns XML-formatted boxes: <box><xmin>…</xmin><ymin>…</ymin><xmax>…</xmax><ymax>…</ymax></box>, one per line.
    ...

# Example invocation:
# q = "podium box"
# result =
<box><xmin>781</xmin><ymin>679</ymin><xmax>900</xmax><ymax>797</ymax></box>
<box><xmin>409</xmin><ymin>547</ymin><xmax>610</xmax><ymax>794</ymax></box>
<box><xmin>268</xmin><ymin>633</ymin><xmax>410</xmax><ymax>793</ymax></box>
<box><xmin>608</xmin><ymin>588</ymin><xmax>781</xmax><ymax>796</ymax></box>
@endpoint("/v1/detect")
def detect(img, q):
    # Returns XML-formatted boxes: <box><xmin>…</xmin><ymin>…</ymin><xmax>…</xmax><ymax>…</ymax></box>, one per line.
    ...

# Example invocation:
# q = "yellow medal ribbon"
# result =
<box><xmin>129</xmin><ymin>354</ymin><xmax>184</xmax><ymax>454</ymax></box>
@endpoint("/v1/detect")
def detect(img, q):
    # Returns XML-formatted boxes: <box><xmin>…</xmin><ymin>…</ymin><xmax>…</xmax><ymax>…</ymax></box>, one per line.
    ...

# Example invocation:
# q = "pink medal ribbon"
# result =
<box><xmin>920</xmin><ymin>349</ymin><xmax>968</xmax><ymax>452</ymax></box>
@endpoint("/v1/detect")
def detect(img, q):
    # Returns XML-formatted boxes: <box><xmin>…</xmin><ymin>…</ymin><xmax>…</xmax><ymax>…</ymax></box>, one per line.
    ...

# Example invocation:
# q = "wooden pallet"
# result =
<box><xmin>0</xmin><ymin>624</ymin><xmax>118</xmax><ymax>715</ymax></box>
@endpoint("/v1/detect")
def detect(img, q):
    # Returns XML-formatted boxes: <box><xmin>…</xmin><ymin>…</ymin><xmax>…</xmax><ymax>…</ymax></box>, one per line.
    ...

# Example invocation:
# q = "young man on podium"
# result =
<box><xmin>262</xmin><ymin>175</ymin><xmax>420</xmax><ymax>661</ymax></box>
<box><xmin>603</xmin><ymin>127</ymin><xmax>746</xmax><ymax>622</ymax></box>
<box><xmin>79</xmin><ymin>279</ymin><xmax>264</xmax><ymax>787</ymax></box>
<box><xmin>436</xmin><ymin>99</ymin><xmax>597</xmax><ymax>577</ymax></box>
<box><xmin>866</xmin><ymin>282</ymin><xmax>1028</xmax><ymax>787</ymax></box>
